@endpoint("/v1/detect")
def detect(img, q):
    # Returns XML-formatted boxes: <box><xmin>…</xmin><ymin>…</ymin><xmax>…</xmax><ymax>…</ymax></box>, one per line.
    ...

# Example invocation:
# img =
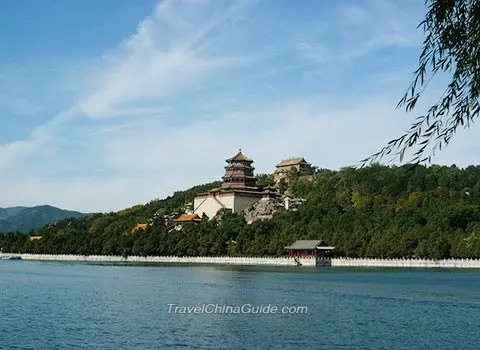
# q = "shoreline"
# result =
<box><xmin>3</xmin><ymin>254</ymin><xmax>480</xmax><ymax>268</ymax></box>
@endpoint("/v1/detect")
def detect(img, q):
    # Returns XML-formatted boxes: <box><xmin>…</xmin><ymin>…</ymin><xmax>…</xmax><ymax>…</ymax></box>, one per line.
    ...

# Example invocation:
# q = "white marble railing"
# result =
<box><xmin>17</xmin><ymin>254</ymin><xmax>316</xmax><ymax>266</ymax></box>
<box><xmin>6</xmin><ymin>254</ymin><xmax>480</xmax><ymax>268</ymax></box>
<box><xmin>331</xmin><ymin>257</ymin><xmax>480</xmax><ymax>268</ymax></box>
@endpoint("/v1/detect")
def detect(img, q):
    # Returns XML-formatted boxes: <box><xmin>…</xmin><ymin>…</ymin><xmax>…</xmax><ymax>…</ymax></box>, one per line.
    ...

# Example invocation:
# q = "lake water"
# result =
<box><xmin>1</xmin><ymin>262</ymin><xmax>479</xmax><ymax>350</ymax></box>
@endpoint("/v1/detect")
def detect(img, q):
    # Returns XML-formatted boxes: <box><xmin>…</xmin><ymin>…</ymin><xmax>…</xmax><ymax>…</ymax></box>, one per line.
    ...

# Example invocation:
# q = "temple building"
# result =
<box><xmin>274</xmin><ymin>157</ymin><xmax>312</xmax><ymax>185</ymax></box>
<box><xmin>193</xmin><ymin>149</ymin><xmax>276</xmax><ymax>219</ymax></box>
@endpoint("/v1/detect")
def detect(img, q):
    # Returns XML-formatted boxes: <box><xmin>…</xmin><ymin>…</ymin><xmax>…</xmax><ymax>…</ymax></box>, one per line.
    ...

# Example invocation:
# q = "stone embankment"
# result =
<box><xmin>9</xmin><ymin>254</ymin><xmax>480</xmax><ymax>268</ymax></box>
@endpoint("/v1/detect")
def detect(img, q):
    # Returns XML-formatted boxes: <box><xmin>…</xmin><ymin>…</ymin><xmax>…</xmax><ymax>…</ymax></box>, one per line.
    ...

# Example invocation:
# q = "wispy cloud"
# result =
<box><xmin>0</xmin><ymin>106</ymin><xmax>78</xmax><ymax>174</ymax></box>
<box><xmin>79</xmin><ymin>0</ymin><xmax>257</xmax><ymax>119</ymax></box>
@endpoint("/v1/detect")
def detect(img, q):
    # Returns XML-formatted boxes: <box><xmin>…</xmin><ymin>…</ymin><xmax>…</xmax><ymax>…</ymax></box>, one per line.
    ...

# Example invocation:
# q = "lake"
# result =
<box><xmin>1</xmin><ymin>261</ymin><xmax>479</xmax><ymax>349</ymax></box>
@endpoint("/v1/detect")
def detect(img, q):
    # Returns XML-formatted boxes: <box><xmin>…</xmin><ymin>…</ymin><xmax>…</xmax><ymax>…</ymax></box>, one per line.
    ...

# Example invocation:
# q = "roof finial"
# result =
<box><xmin>239</xmin><ymin>148</ymin><xmax>242</xmax><ymax>153</ymax></box>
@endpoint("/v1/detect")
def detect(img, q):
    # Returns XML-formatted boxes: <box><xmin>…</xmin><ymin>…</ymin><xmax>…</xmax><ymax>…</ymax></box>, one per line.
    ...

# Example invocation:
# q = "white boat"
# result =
<box><xmin>0</xmin><ymin>252</ymin><xmax>22</xmax><ymax>260</ymax></box>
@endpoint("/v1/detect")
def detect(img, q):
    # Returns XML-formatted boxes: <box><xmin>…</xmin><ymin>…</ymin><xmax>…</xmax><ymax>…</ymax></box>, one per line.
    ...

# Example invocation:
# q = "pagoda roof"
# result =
<box><xmin>227</xmin><ymin>149</ymin><xmax>252</xmax><ymax>162</ymax></box>
<box><xmin>276</xmin><ymin>157</ymin><xmax>309</xmax><ymax>167</ymax></box>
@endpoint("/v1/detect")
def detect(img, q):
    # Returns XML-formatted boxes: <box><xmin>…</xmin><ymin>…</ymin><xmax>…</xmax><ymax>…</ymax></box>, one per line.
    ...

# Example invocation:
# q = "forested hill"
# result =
<box><xmin>1</xmin><ymin>165</ymin><xmax>480</xmax><ymax>259</ymax></box>
<box><xmin>0</xmin><ymin>205</ymin><xmax>88</xmax><ymax>234</ymax></box>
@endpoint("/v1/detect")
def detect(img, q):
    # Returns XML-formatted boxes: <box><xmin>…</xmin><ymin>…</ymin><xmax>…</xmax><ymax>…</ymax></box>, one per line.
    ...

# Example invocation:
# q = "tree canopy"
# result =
<box><xmin>2</xmin><ymin>165</ymin><xmax>480</xmax><ymax>259</ymax></box>
<box><xmin>364</xmin><ymin>0</ymin><xmax>480</xmax><ymax>165</ymax></box>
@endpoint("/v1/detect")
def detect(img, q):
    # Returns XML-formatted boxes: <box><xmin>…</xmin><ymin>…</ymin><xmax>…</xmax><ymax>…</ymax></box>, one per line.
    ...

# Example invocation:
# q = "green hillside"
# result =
<box><xmin>2</xmin><ymin>164</ymin><xmax>480</xmax><ymax>258</ymax></box>
<box><xmin>0</xmin><ymin>205</ymin><xmax>88</xmax><ymax>233</ymax></box>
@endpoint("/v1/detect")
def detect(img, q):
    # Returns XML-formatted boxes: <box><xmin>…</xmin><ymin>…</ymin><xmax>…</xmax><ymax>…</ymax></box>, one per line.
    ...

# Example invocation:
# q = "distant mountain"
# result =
<box><xmin>0</xmin><ymin>205</ymin><xmax>88</xmax><ymax>233</ymax></box>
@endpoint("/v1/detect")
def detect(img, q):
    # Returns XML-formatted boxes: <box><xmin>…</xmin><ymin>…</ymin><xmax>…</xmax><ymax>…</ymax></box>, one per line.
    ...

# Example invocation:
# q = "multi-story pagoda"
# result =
<box><xmin>193</xmin><ymin>149</ymin><xmax>276</xmax><ymax>219</ymax></box>
<box><xmin>222</xmin><ymin>149</ymin><xmax>257</xmax><ymax>189</ymax></box>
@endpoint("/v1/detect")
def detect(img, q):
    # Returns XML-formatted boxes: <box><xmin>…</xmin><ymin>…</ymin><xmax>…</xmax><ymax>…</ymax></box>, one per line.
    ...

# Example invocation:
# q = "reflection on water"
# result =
<box><xmin>1</xmin><ymin>261</ymin><xmax>479</xmax><ymax>349</ymax></box>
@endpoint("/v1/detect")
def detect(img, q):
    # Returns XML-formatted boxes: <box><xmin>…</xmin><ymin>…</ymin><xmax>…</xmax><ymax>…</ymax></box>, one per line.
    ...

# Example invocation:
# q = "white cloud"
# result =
<box><xmin>2</xmin><ymin>87</ymin><xmax>479</xmax><ymax>213</ymax></box>
<box><xmin>1</xmin><ymin>0</ymin><xmax>479</xmax><ymax>213</ymax></box>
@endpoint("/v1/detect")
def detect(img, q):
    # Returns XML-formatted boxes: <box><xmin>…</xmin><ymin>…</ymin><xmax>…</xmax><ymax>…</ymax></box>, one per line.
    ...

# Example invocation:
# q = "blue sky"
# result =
<box><xmin>1</xmin><ymin>0</ymin><xmax>479</xmax><ymax>212</ymax></box>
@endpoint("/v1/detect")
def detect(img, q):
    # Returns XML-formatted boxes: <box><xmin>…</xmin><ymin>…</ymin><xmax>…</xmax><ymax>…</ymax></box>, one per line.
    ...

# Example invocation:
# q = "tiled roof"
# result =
<box><xmin>284</xmin><ymin>240</ymin><xmax>324</xmax><ymax>250</ymax></box>
<box><xmin>131</xmin><ymin>223</ymin><xmax>148</xmax><ymax>234</ymax></box>
<box><xmin>276</xmin><ymin>158</ymin><xmax>309</xmax><ymax>167</ymax></box>
<box><xmin>28</xmin><ymin>236</ymin><xmax>42</xmax><ymax>241</ymax></box>
<box><xmin>228</xmin><ymin>149</ymin><xmax>252</xmax><ymax>162</ymax></box>
<box><xmin>174</xmin><ymin>214</ymin><xmax>202</xmax><ymax>223</ymax></box>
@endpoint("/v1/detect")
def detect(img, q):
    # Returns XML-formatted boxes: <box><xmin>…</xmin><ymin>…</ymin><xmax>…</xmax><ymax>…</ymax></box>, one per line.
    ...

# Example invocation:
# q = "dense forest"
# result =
<box><xmin>2</xmin><ymin>164</ymin><xmax>480</xmax><ymax>259</ymax></box>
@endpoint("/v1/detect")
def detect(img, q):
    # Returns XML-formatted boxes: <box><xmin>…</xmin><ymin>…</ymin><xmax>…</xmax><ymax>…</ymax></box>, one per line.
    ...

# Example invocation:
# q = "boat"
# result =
<box><xmin>0</xmin><ymin>253</ymin><xmax>22</xmax><ymax>260</ymax></box>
